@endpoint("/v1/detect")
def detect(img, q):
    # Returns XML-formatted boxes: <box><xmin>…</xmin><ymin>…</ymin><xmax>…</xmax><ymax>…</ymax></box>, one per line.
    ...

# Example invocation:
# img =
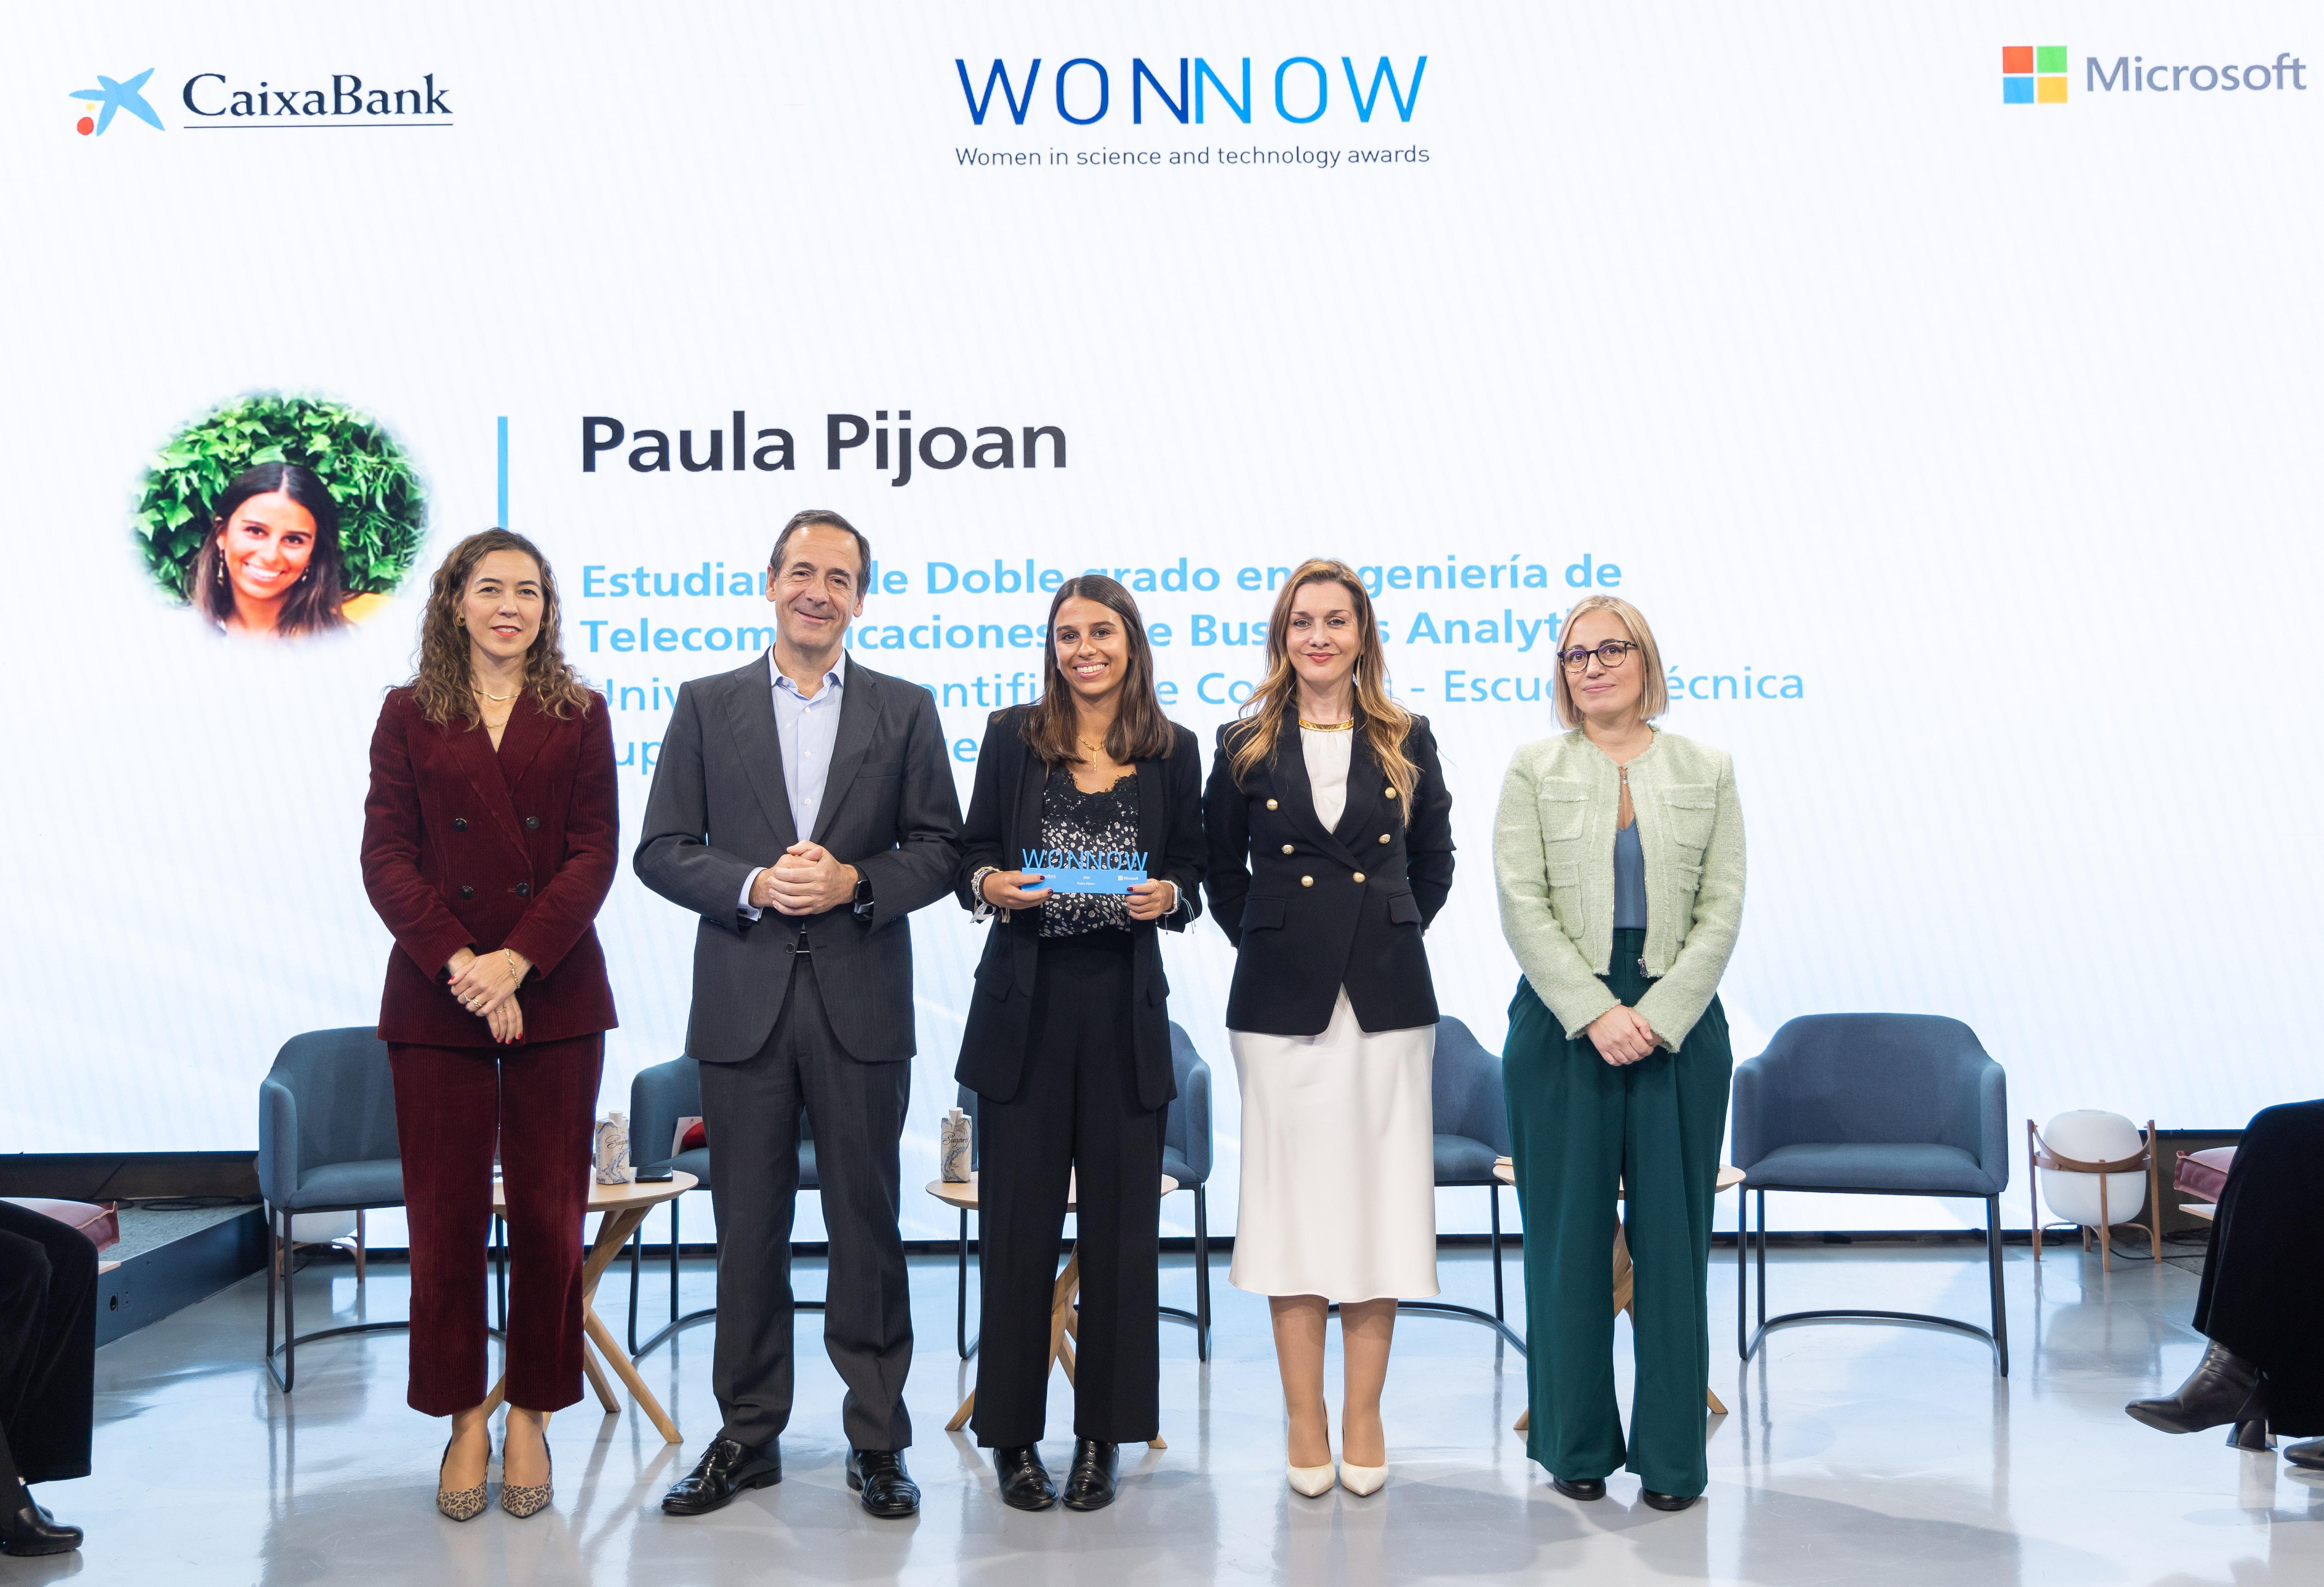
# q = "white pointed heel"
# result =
<box><xmin>1287</xmin><ymin>1462</ymin><xmax>1337</xmax><ymax>1497</ymax></box>
<box><xmin>1338</xmin><ymin>1462</ymin><xmax>1387</xmax><ymax>1496</ymax></box>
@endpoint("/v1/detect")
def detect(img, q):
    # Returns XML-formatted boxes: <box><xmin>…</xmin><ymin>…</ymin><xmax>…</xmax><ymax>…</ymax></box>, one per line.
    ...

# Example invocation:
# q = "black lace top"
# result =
<box><xmin>1035</xmin><ymin>768</ymin><xmax>1139</xmax><ymax>937</ymax></box>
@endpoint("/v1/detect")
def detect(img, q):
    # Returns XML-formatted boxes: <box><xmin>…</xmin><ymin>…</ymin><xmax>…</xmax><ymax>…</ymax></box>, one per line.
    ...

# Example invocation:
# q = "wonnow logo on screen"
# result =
<box><xmin>955</xmin><ymin>55</ymin><xmax>1425</xmax><ymax>126</ymax></box>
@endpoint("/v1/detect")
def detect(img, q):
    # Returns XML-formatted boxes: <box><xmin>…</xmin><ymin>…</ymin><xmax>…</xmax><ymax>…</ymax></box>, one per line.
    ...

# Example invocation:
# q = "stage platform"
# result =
<box><xmin>21</xmin><ymin>1241</ymin><xmax>2323</xmax><ymax>1585</ymax></box>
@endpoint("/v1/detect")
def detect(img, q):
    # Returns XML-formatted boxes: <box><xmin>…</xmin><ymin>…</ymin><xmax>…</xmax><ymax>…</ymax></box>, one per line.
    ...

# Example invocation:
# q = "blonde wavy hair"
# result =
<box><xmin>1225</xmin><ymin>558</ymin><xmax>1419</xmax><ymax>816</ymax></box>
<box><xmin>407</xmin><ymin>530</ymin><xmax>593</xmax><ymax>726</ymax></box>
<box><xmin>1550</xmin><ymin>594</ymin><xmax>1667</xmax><ymax>729</ymax></box>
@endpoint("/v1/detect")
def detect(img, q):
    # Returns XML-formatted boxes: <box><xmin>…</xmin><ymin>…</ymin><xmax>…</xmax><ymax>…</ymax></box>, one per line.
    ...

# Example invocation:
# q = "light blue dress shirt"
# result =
<box><xmin>739</xmin><ymin>650</ymin><xmax>847</xmax><ymax>918</ymax></box>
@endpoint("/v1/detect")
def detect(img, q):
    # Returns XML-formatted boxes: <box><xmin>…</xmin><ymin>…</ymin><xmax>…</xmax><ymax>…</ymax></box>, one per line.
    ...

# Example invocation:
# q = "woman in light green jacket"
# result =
<box><xmin>1493</xmin><ymin>594</ymin><xmax>1743</xmax><ymax>1512</ymax></box>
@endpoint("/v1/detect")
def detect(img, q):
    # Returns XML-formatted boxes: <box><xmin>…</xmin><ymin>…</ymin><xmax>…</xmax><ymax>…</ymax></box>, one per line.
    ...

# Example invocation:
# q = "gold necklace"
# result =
<box><xmin>1298</xmin><ymin>716</ymin><xmax>1354</xmax><ymax>733</ymax></box>
<box><xmin>473</xmin><ymin>683</ymin><xmax>519</xmax><ymax>703</ymax></box>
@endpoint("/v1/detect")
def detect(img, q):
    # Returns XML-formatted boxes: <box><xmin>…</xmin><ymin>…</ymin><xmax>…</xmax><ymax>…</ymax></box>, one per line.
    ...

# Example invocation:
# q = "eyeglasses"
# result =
<box><xmin>1558</xmin><ymin>641</ymin><xmax>1638</xmax><ymax>673</ymax></box>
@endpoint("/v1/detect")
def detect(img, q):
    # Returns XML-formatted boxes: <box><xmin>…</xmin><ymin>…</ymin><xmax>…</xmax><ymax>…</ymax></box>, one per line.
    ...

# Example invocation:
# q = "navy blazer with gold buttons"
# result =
<box><xmin>361</xmin><ymin>687</ymin><xmax>620</xmax><ymax>1047</ymax></box>
<box><xmin>1203</xmin><ymin>711</ymin><xmax>1455</xmax><ymax>1037</ymax></box>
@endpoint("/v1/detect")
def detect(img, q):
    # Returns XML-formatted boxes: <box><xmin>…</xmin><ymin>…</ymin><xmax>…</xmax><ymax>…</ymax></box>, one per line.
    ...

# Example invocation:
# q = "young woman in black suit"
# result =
<box><xmin>955</xmin><ymin>575</ymin><xmax>1205</xmax><ymax>1515</ymax></box>
<box><xmin>1204</xmin><ymin>558</ymin><xmax>1455</xmax><ymax>1498</ymax></box>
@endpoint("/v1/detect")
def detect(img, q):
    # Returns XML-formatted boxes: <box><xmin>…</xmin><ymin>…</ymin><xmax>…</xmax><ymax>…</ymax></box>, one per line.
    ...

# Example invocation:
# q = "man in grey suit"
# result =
<box><xmin>635</xmin><ymin>510</ymin><xmax>963</xmax><ymax>1519</ymax></box>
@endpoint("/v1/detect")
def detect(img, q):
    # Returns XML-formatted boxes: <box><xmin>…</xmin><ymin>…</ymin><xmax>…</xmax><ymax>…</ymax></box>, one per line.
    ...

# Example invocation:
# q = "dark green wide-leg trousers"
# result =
<box><xmin>1504</xmin><ymin>929</ymin><xmax>1732</xmax><ymax>1497</ymax></box>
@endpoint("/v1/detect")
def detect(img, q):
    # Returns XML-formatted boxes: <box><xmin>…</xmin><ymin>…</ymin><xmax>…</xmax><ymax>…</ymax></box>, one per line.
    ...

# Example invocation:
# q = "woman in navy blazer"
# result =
<box><xmin>361</xmin><ymin>530</ymin><xmax>617</xmax><ymax>1522</ymax></box>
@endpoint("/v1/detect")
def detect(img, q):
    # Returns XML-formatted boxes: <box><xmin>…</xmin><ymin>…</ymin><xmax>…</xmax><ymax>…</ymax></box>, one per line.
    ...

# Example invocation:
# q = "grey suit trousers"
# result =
<box><xmin>699</xmin><ymin>953</ymin><xmax>914</xmax><ymax>1452</ymax></box>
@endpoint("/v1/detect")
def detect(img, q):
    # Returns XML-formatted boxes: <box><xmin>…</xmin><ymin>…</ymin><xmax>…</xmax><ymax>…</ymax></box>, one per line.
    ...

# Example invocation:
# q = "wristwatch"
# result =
<box><xmin>851</xmin><ymin>867</ymin><xmax>875</xmax><ymax>920</ymax></box>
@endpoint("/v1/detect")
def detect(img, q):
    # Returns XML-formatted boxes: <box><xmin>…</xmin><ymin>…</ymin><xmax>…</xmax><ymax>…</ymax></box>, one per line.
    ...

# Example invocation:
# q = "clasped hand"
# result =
<box><xmin>445</xmin><ymin>948</ymin><xmax>528</xmax><ymax>1045</ymax></box>
<box><xmin>1586</xmin><ymin>1004</ymin><xmax>1659</xmax><ymax>1066</ymax></box>
<box><xmin>753</xmin><ymin>842</ymin><xmax>858</xmax><ymax>916</ymax></box>
<box><xmin>978</xmin><ymin>870</ymin><xmax>1174</xmax><ymax>920</ymax></box>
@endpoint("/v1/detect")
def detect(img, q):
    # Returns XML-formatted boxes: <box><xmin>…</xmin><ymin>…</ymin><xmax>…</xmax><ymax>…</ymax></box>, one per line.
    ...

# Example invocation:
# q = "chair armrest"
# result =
<box><xmin>1975</xmin><ymin>1059</ymin><xmax>2010</xmax><ymax>1191</ymax></box>
<box><xmin>1730</xmin><ymin>1057</ymin><xmax>1768</xmax><ymax>1172</ymax></box>
<box><xmin>1183</xmin><ymin>1060</ymin><xmax>1213</xmax><ymax>1185</ymax></box>
<box><xmin>629</xmin><ymin>1060</ymin><xmax>696</xmax><ymax>1171</ymax></box>
<box><xmin>257</xmin><ymin>1077</ymin><xmax>299</xmax><ymax>1210</ymax></box>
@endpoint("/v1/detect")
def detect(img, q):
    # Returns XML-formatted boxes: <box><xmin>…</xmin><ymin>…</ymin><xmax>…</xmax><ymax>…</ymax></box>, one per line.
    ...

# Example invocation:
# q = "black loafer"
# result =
<box><xmin>847</xmin><ymin>1448</ymin><xmax>921</xmax><ymax>1518</ymax></box>
<box><xmin>1061</xmin><ymin>1439</ymin><xmax>1118</xmax><ymax>1512</ymax></box>
<box><xmin>0</xmin><ymin>1490</ymin><xmax>82</xmax><ymax>1557</ymax></box>
<box><xmin>1641</xmin><ymin>1489</ymin><xmax>1699</xmax><ymax>1512</ymax></box>
<box><xmin>2126</xmin><ymin>1341</ymin><xmax>2267</xmax><ymax>1435</ymax></box>
<box><xmin>662</xmin><ymin>1435</ymin><xmax>782</xmax><ymax>1516</ymax></box>
<box><xmin>1551</xmin><ymin>1475</ymin><xmax>1606</xmax><ymax>1501</ymax></box>
<box><xmin>2287</xmin><ymin>1438</ymin><xmax>2324</xmax><ymax>1471</ymax></box>
<box><xmin>994</xmin><ymin>1444</ymin><xmax>1057</xmax><ymax>1511</ymax></box>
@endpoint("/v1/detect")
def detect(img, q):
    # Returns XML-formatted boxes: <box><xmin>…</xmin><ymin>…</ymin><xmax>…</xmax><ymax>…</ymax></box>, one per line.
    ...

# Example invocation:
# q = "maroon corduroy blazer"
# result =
<box><xmin>361</xmin><ymin>687</ymin><xmax>620</xmax><ymax>1047</ymax></box>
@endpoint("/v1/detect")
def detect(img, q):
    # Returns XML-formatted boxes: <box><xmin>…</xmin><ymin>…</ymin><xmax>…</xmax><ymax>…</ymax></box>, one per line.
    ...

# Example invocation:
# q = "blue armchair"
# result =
<box><xmin>1400</xmin><ymin>1016</ymin><xmax>1523</xmax><ymax>1350</ymax></box>
<box><xmin>1732</xmin><ymin>1014</ymin><xmax>2011</xmax><ymax>1375</ymax></box>
<box><xmin>950</xmin><ymin>1021</ymin><xmax>1219</xmax><ymax>1360</ymax></box>
<box><xmin>625</xmin><ymin>1055</ymin><xmax>826</xmax><ymax>1357</ymax></box>
<box><xmin>256</xmin><ymin>1027</ymin><xmax>407</xmax><ymax>1390</ymax></box>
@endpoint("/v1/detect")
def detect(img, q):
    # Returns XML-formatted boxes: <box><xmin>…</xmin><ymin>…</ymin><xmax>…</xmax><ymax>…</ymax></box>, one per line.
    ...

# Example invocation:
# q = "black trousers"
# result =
<box><xmin>973</xmin><ymin>930</ymin><xmax>1165</xmax><ymax>1448</ymax></box>
<box><xmin>0</xmin><ymin>1201</ymin><xmax>98</xmax><ymax>1486</ymax></box>
<box><xmin>2194</xmin><ymin>1098</ymin><xmax>2324</xmax><ymax>1433</ymax></box>
<box><xmin>698</xmin><ymin>954</ymin><xmax>914</xmax><ymax>1452</ymax></box>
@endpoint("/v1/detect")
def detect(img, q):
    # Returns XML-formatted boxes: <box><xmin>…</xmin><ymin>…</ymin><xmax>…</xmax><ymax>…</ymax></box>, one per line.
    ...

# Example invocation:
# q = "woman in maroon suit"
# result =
<box><xmin>361</xmin><ymin>529</ymin><xmax>618</xmax><ymax>1521</ymax></box>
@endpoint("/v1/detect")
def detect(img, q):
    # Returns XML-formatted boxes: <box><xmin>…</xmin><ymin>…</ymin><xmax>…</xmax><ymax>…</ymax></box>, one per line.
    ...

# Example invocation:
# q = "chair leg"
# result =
<box><xmin>1194</xmin><ymin>1185</ymin><xmax>1211</xmax><ymax>1363</ymax></box>
<box><xmin>1987</xmin><ymin>1195</ymin><xmax>2009</xmax><ymax>1378</ymax></box>
<box><xmin>628</xmin><ymin>1222</ymin><xmax>643</xmax><ymax>1355</ymax></box>
<box><xmin>281</xmin><ymin>1209</ymin><xmax>297</xmax><ymax>1393</ymax></box>
<box><xmin>1755</xmin><ymin>1191</ymin><xmax>1768</xmax><ymax>1332</ymax></box>
<box><xmin>264</xmin><ymin>1209</ymin><xmax>279</xmax><ymax>1365</ymax></box>
<box><xmin>355</xmin><ymin>1210</ymin><xmax>367</xmax><ymax>1285</ymax></box>
<box><xmin>958</xmin><ymin>1207</ymin><xmax>970</xmax><ymax>1358</ymax></box>
<box><xmin>493</xmin><ymin>1216</ymin><xmax>507</xmax><ymax>1332</ymax></box>
<box><xmin>670</xmin><ymin>1197</ymin><xmax>682</xmax><ymax>1326</ymax></box>
<box><xmin>1737</xmin><ymin>1183</ymin><xmax>1749</xmax><ymax>1358</ymax></box>
<box><xmin>1489</xmin><ymin>1187</ymin><xmax>1506</xmax><ymax>1322</ymax></box>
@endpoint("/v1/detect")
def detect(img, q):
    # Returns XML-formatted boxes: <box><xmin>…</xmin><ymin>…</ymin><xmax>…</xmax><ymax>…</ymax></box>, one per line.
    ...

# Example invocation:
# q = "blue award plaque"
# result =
<box><xmin>1022</xmin><ymin>847</ymin><xmax>1147</xmax><ymax>896</ymax></box>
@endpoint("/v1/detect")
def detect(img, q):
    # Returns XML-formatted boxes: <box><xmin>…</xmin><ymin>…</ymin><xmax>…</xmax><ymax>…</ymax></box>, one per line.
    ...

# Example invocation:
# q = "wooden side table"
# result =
<box><xmin>929</xmin><ymin>1170</ymin><xmax>1175</xmax><ymax>1450</ymax></box>
<box><xmin>1495</xmin><ymin>1159</ymin><xmax>1744</xmax><ymax>1427</ymax></box>
<box><xmin>482</xmin><ymin>1170</ymin><xmax>694</xmax><ymax>1444</ymax></box>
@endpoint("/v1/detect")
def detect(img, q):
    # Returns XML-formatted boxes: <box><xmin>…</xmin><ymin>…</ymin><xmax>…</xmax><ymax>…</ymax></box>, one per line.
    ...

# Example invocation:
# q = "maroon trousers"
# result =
<box><xmin>388</xmin><ymin>1034</ymin><xmax>603</xmax><ymax>1416</ymax></box>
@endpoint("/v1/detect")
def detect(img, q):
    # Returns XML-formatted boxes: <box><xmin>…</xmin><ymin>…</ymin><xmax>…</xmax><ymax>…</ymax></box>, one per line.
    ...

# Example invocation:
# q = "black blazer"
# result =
<box><xmin>953</xmin><ymin>707</ymin><xmax>1206</xmax><ymax>1111</ymax></box>
<box><xmin>1204</xmin><ymin>712</ymin><xmax>1455</xmax><ymax>1036</ymax></box>
<box><xmin>633</xmin><ymin>653</ymin><xmax>963</xmax><ymax>1064</ymax></box>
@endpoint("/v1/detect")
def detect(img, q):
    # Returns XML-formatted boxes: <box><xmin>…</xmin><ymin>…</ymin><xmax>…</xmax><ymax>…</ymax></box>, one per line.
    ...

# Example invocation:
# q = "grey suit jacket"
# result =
<box><xmin>633</xmin><ymin>652</ymin><xmax>964</xmax><ymax>1064</ymax></box>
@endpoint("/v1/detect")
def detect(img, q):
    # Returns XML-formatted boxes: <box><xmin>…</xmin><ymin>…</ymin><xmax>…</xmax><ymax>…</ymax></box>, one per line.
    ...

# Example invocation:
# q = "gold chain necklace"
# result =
<box><xmin>473</xmin><ymin>683</ymin><xmax>520</xmax><ymax>703</ymax></box>
<box><xmin>1297</xmin><ymin>717</ymin><xmax>1354</xmax><ymax>732</ymax></box>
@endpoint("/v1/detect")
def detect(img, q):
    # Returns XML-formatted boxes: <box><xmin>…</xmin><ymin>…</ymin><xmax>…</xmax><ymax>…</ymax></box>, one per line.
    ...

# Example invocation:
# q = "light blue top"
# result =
<box><xmin>1612</xmin><ymin>820</ymin><xmax>1647</xmax><ymax>931</ymax></box>
<box><xmin>738</xmin><ymin>649</ymin><xmax>849</xmax><ymax>918</ymax></box>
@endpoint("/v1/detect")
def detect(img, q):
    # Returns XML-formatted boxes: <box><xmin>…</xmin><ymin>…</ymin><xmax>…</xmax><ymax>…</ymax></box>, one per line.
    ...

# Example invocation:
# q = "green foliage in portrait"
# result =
<box><xmin>135</xmin><ymin>395</ymin><xmax>427</xmax><ymax>600</ymax></box>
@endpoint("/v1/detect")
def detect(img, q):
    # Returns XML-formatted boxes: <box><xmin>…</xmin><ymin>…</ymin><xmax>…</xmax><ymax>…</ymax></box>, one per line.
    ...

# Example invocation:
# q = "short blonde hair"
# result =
<box><xmin>1550</xmin><ymin>595</ymin><xmax>1667</xmax><ymax>729</ymax></box>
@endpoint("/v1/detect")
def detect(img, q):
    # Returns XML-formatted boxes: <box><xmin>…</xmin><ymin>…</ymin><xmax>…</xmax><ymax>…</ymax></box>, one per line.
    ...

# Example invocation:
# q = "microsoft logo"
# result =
<box><xmin>2004</xmin><ymin>45</ymin><xmax>2068</xmax><ymax>103</ymax></box>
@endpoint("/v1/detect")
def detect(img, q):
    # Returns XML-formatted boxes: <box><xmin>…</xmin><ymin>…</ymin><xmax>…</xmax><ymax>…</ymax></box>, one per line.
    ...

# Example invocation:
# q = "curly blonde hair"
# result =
<box><xmin>406</xmin><ymin>530</ymin><xmax>593</xmax><ymax>726</ymax></box>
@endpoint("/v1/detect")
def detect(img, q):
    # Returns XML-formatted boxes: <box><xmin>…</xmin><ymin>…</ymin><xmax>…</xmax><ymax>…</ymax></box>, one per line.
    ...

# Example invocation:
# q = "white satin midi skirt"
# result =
<box><xmin>1228</xmin><ymin>989</ymin><xmax>1440</xmax><ymax>1302</ymax></box>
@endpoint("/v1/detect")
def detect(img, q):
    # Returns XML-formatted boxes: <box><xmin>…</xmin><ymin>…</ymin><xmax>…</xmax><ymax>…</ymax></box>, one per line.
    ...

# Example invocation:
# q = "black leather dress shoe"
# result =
<box><xmin>0</xmin><ymin>1488</ymin><xmax>82</xmax><ymax>1557</ymax></box>
<box><xmin>662</xmin><ymin>1436</ymin><xmax>782</xmax><ymax>1516</ymax></box>
<box><xmin>1551</xmin><ymin>1475</ymin><xmax>1606</xmax><ymax>1502</ymax></box>
<box><xmin>2126</xmin><ymin>1341</ymin><xmax>2267</xmax><ymax>1435</ymax></box>
<box><xmin>2287</xmin><ymin>1438</ymin><xmax>2324</xmax><ymax>1471</ymax></box>
<box><xmin>1061</xmin><ymin>1439</ymin><xmax>1118</xmax><ymax>1512</ymax></box>
<box><xmin>847</xmin><ymin>1448</ymin><xmax>921</xmax><ymax>1518</ymax></box>
<box><xmin>1641</xmin><ymin>1489</ymin><xmax>1699</xmax><ymax>1512</ymax></box>
<box><xmin>994</xmin><ymin>1444</ymin><xmax>1057</xmax><ymax>1511</ymax></box>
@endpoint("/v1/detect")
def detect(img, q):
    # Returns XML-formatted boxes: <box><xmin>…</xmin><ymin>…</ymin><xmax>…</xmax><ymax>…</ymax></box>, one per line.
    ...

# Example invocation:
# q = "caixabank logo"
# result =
<box><xmin>69</xmin><ymin>69</ymin><xmax>163</xmax><ymax>134</ymax></box>
<box><xmin>68</xmin><ymin>67</ymin><xmax>455</xmax><ymax>134</ymax></box>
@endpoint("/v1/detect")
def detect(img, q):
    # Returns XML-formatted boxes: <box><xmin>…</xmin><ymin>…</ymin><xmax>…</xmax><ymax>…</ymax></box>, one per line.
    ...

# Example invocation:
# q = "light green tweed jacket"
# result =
<box><xmin>1493</xmin><ymin>728</ymin><xmax>1745</xmax><ymax>1050</ymax></box>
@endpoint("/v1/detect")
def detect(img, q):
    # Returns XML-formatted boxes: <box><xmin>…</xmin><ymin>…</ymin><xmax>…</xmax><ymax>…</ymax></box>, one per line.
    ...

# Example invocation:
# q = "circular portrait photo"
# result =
<box><xmin>135</xmin><ymin>395</ymin><xmax>427</xmax><ymax>639</ymax></box>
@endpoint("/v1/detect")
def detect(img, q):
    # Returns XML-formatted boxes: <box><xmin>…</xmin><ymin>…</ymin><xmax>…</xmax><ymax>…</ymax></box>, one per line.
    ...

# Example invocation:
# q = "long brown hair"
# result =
<box><xmin>193</xmin><ymin>463</ymin><xmax>350</xmax><ymax>636</ymax></box>
<box><xmin>1020</xmin><ymin>575</ymin><xmax>1176</xmax><ymax>764</ymax></box>
<box><xmin>1226</xmin><ymin>558</ymin><xmax>1419</xmax><ymax>817</ymax></box>
<box><xmin>406</xmin><ymin>530</ymin><xmax>595</xmax><ymax>726</ymax></box>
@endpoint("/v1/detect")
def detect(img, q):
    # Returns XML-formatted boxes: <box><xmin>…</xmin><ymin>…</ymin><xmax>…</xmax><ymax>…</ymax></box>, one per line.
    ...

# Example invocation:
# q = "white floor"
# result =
<box><xmin>15</xmin><ymin>1238</ymin><xmax>2321</xmax><ymax>1585</ymax></box>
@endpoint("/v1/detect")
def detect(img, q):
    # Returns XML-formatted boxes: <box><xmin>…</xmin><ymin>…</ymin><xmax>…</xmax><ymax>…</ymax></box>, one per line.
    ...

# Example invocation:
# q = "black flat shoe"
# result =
<box><xmin>2126</xmin><ymin>1341</ymin><xmax>2267</xmax><ymax>1435</ymax></box>
<box><xmin>662</xmin><ymin>1435</ymin><xmax>782</xmax><ymax>1516</ymax></box>
<box><xmin>994</xmin><ymin>1444</ymin><xmax>1057</xmax><ymax>1511</ymax></box>
<box><xmin>1642</xmin><ymin>1489</ymin><xmax>1699</xmax><ymax>1512</ymax></box>
<box><xmin>0</xmin><ymin>1487</ymin><xmax>81</xmax><ymax>1557</ymax></box>
<box><xmin>847</xmin><ymin>1448</ymin><xmax>921</xmax><ymax>1518</ymax></box>
<box><xmin>1551</xmin><ymin>1475</ymin><xmax>1606</xmax><ymax>1502</ymax></box>
<box><xmin>1061</xmin><ymin>1439</ymin><xmax>1118</xmax><ymax>1512</ymax></box>
<box><xmin>2287</xmin><ymin>1439</ymin><xmax>2324</xmax><ymax>1471</ymax></box>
